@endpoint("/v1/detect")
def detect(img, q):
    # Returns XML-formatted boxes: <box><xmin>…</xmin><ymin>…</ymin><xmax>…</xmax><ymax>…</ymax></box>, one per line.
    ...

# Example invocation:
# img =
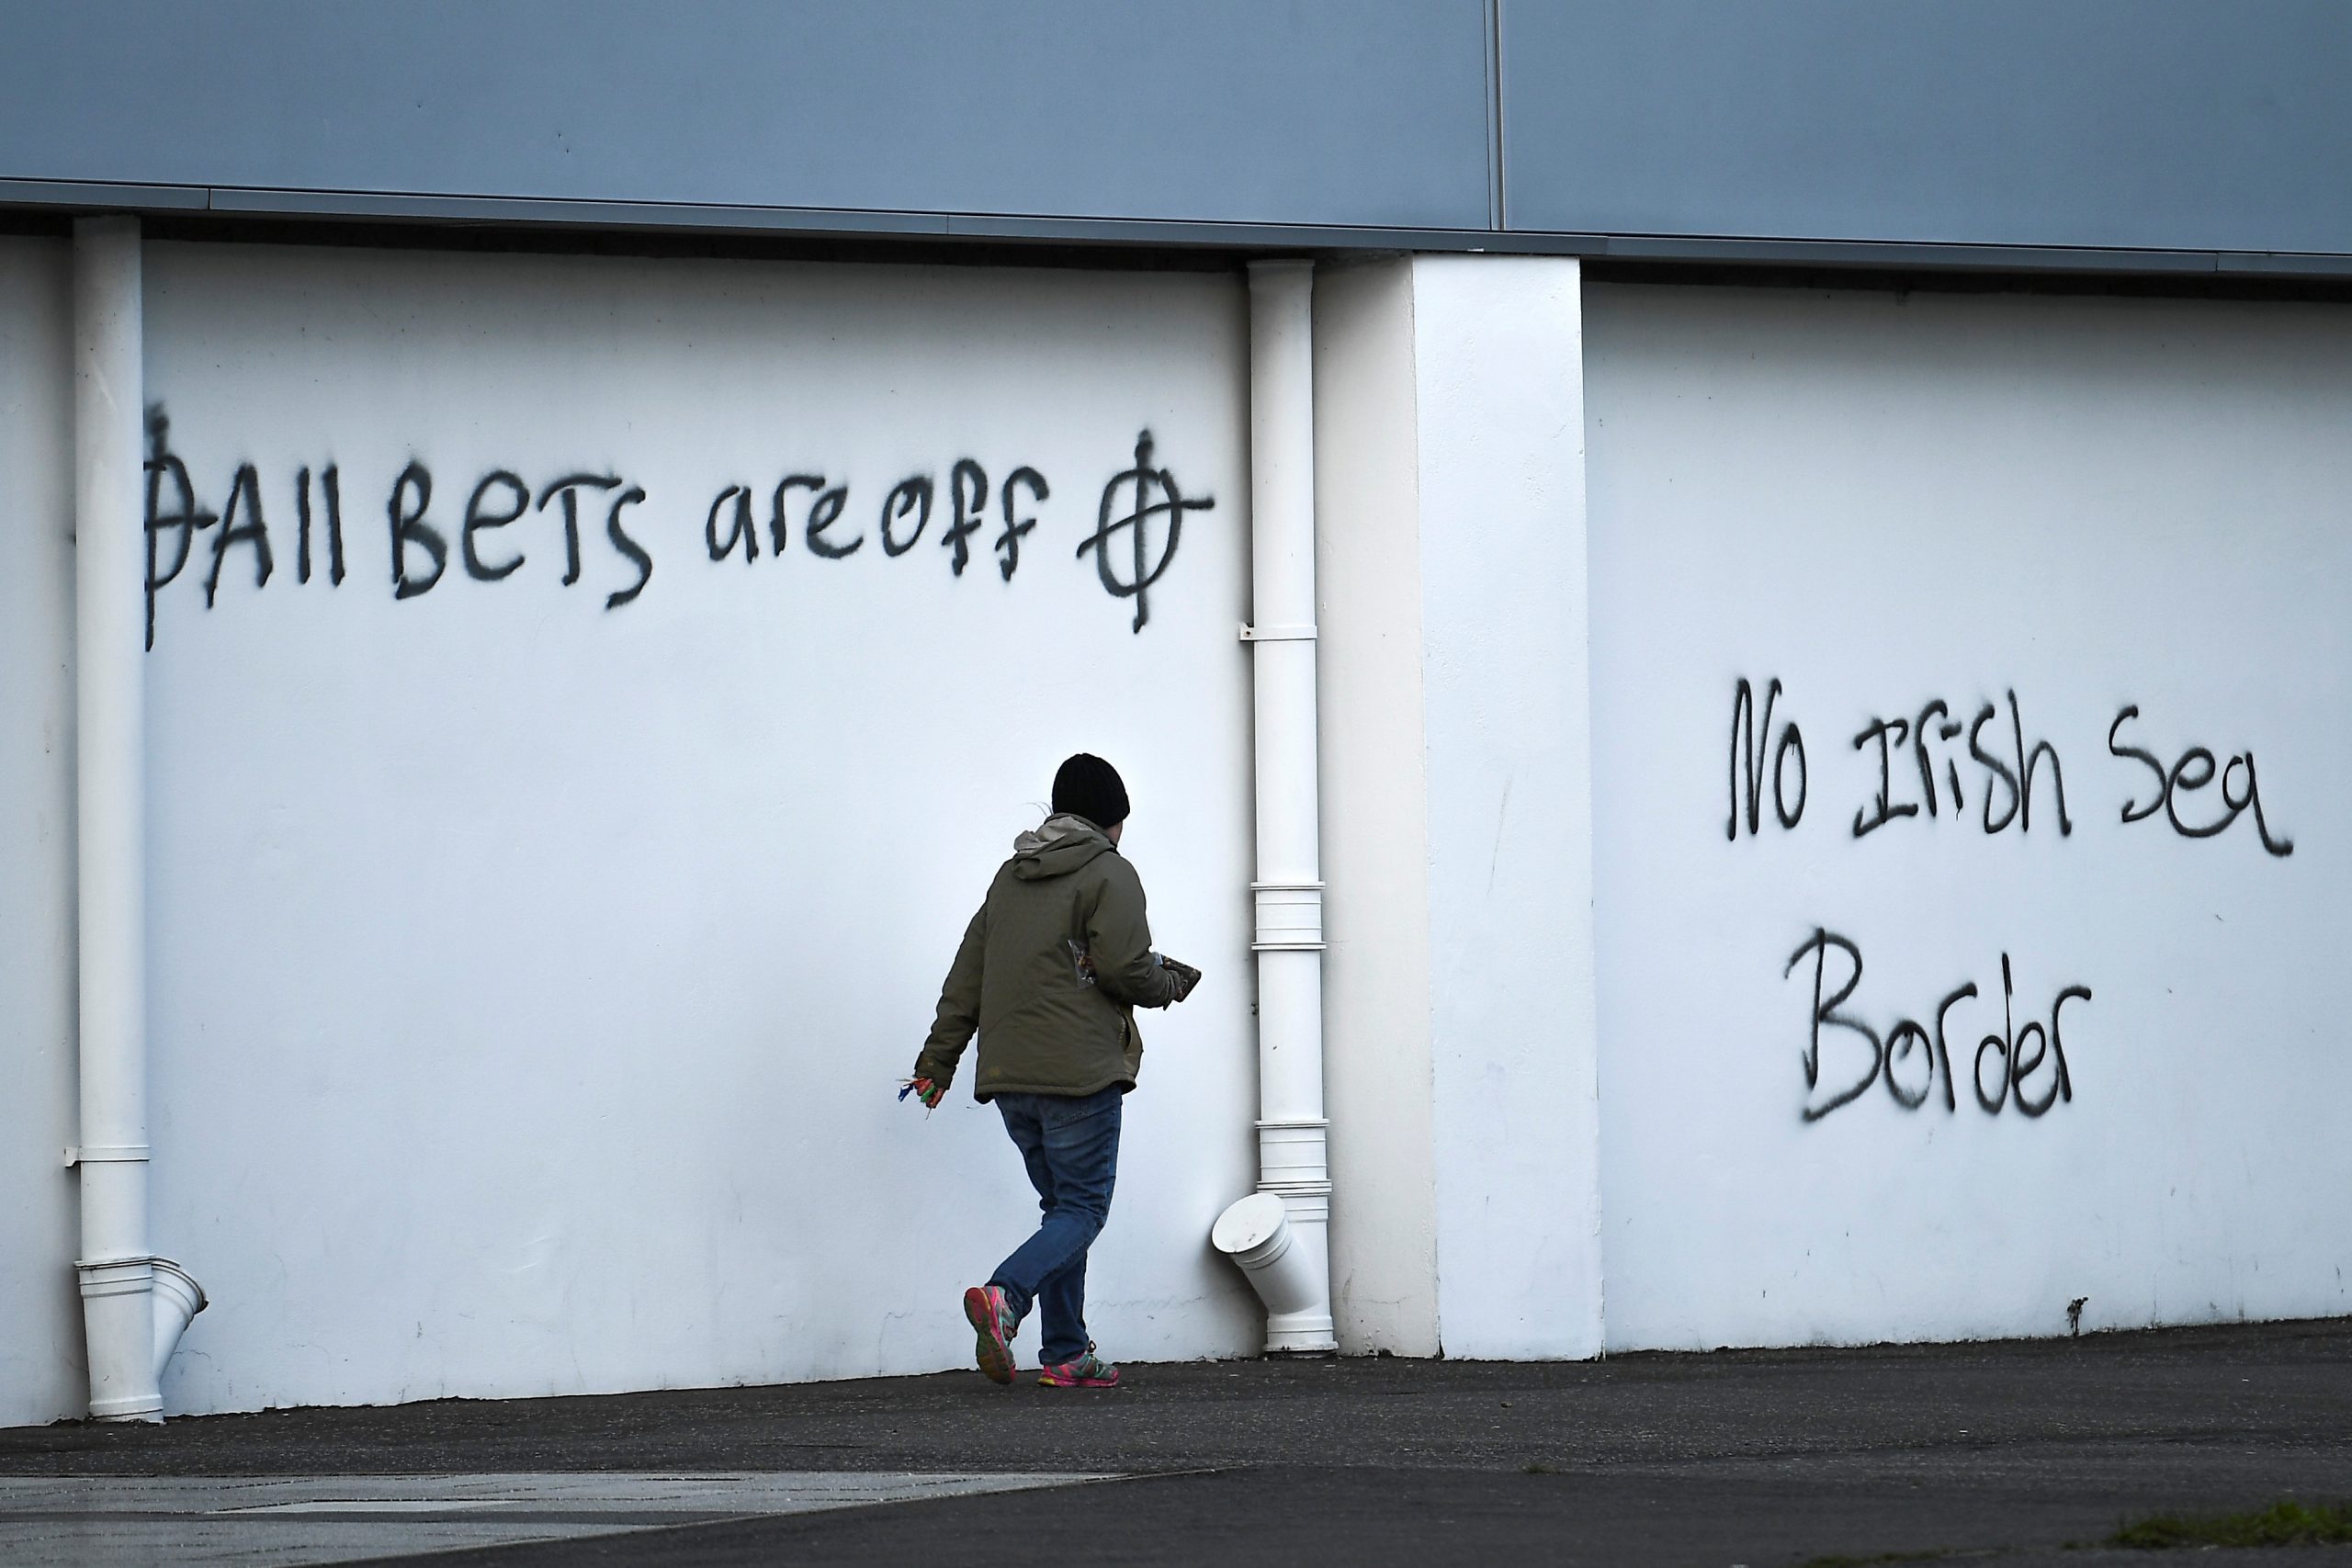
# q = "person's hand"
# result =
<box><xmin>1159</xmin><ymin>955</ymin><xmax>1203</xmax><ymax>1004</ymax></box>
<box><xmin>899</xmin><ymin>1075</ymin><xmax>945</xmax><ymax>1111</ymax></box>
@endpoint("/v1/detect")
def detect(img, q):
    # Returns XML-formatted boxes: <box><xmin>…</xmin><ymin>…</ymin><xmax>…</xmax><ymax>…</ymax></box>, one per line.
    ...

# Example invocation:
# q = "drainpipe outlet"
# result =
<box><xmin>74</xmin><ymin>1255</ymin><xmax>205</xmax><ymax>1422</ymax></box>
<box><xmin>150</xmin><ymin>1258</ymin><xmax>208</xmax><ymax>1382</ymax></box>
<box><xmin>1212</xmin><ymin>1191</ymin><xmax>1336</xmax><ymax>1352</ymax></box>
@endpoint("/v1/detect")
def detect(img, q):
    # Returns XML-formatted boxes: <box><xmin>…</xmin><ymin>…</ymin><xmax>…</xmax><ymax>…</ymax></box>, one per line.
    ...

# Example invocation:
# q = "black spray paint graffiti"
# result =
<box><xmin>1728</xmin><ymin>677</ymin><xmax>2294</xmax><ymax>1127</ymax></box>
<box><xmin>1785</xmin><ymin>929</ymin><xmax>2091</xmax><ymax>1123</ymax></box>
<box><xmin>143</xmin><ymin>411</ymin><xmax>1204</xmax><ymax>647</ymax></box>
<box><xmin>1849</xmin><ymin>691</ymin><xmax>2071</xmax><ymax>837</ymax></box>
<box><xmin>384</xmin><ymin>461</ymin><xmax>651</xmax><ymax>609</ymax></box>
<box><xmin>702</xmin><ymin>460</ymin><xmax>1051</xmax><ymax>584</ymax></box>
<box><xmin>1727</xmin><ymin>677</ymin><xmax>1807</xmax><ymax>838</ymax></box>
<box><xmin>148</xmin><ymin>415</ymin><xmax>348</xmax><ymax>648</ymax></box>
<box><xmin>1727</xmin><ymin>678</ymin><xmax>2293</xmax><ymax>854</ymax></box>
<box><xmin>2108</xmin><ymin>706</ymin><xmax>2293</xmax><ymax>856</ymax></box>
<box><xmin>294</xmin><ymin>466</ymin><xmax>346</xmax><ymax>589</ymax></box>
<box><xmin>1079</xmin><ymin>431</ymin><xmax>1214</xmax><ymax>634</ymax></box>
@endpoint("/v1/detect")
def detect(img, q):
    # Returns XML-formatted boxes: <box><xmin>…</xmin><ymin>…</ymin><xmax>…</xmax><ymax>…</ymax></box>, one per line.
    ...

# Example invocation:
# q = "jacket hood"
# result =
<box><xmin>1011</xmin><ymin>812</ymin><xmax>1116</xmax><ymax>881</ymax></box>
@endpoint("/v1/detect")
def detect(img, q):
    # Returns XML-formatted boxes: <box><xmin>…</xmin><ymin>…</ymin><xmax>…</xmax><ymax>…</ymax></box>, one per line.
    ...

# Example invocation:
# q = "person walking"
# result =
<box><xmin>903</xmin><ymin>753</ymin><xmax>1200</xmax><ymax>1390</ymax></box>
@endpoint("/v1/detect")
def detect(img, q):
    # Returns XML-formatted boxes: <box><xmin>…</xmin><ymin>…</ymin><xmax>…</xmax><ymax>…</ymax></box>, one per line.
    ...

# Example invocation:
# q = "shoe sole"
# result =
<box><xmin>1037</xmin><ymin>1371</ymin><xmax>1120</xmax><ymax>1388</ymax></box>
<box><xmin>964</xmin><ymin>1287</ymin><xmax>1014</xmax><ymax>1385</ymax></box>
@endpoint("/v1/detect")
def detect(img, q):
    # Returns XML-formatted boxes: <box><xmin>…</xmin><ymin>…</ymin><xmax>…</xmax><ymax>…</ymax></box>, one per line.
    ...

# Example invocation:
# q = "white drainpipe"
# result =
<box><xmin>1218</xmin><ymin>259</ymin><xmax>1337</xmax><ymax>1353</ymax></box>
<box><xmin>70</xmin><ymin>215</ymin><xmax>203</xmax><ymax>1422</ymax></box>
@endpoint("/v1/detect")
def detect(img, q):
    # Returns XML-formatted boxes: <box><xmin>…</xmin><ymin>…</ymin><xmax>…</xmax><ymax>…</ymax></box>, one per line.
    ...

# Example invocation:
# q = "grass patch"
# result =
<box><xmin>2109</xmin><ymin>1498</ymin><xmax>2352</xmax><ymax>1550</ymax></box>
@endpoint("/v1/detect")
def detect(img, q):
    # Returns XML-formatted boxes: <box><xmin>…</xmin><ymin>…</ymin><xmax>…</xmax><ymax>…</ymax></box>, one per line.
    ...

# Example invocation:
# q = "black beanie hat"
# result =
<box><xmin>1052</xmin><ymin>753</ymin><xmax>1130</xmax><ymax>829</ymax></box>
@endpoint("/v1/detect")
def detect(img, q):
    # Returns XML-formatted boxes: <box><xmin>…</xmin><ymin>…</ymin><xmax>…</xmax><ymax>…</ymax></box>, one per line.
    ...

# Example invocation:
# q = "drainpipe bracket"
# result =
<box><xmin>63</xmin><ymin>1145</ymin><xmax>151</xmax><ymax>1168</ymax></box>
<box><xmin>1238</xmin><ymin>622</ymin><xmax>1317</xmax><ymax>642</ymax></box>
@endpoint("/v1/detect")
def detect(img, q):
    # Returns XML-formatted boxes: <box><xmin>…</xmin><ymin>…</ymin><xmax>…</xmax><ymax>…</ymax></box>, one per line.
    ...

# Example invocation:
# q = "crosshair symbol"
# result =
<box><xmin>1078</xmin><ymin>429</ymin><xmax>1213</xmax><ymax>633</ymax></box>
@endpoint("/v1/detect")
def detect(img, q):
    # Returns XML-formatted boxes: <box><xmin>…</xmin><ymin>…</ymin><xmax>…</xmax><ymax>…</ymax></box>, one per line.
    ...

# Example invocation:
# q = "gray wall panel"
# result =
<box><xmin>1501</xmin><ymin>0</ymin><xmax>2352</xmax><ymax>254</ymax></box>
<box><xmin>13</xmin><ymin>2</ymin><xmax>2352</xmax><ymax>262</ymax></box>
<box><xmin>0</xmin><ymin>0</ymin><xmax>1494</xmax><ymax>230</ymax></box>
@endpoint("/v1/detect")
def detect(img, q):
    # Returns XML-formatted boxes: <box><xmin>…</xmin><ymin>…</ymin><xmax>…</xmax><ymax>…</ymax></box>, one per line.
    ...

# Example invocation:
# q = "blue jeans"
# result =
<box><xmin>988</xmin><ymin>1086</ymin><xmax>1123</xmax><ymax>1365</ymax></box>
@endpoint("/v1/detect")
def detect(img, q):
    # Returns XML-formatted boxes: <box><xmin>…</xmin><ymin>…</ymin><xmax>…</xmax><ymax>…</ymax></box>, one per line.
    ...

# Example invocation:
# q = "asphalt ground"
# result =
<box><xmin>5</xmin><ymin>1316</ymin><xmax>2350</xmax><ymax>1566</ymax></box>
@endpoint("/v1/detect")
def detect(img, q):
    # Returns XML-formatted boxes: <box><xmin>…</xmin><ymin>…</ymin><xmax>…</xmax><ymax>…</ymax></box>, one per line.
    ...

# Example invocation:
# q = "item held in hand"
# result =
<box><xmin>1159</xmin><ymin>955</ymin><xmax>1203</xmax><ymax>1002</ymax></box>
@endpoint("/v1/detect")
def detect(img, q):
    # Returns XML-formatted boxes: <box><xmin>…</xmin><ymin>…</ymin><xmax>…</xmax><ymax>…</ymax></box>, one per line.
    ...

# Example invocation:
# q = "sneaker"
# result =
<box><xmin>963</xmin><ymin>1284</ymin><xmax>1019</xmax><ymax>1385</ymax></box>
<box><xmin>1037</xmin><ymin>1344</ymin><xmax>1120</xmax><ymax>1389</ymax></box>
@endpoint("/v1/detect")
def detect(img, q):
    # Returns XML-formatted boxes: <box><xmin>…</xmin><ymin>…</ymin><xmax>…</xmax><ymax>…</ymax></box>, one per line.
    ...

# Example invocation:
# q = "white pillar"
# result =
<box><xmin>1243</xmin><ymin>259</ymin><xmax>1336</xmax><ymax>1352</ymax></box>
<box><xmin>72</xmin><ymin>215</ymin><xmax>164</xmax><ymax>1422</ymax></box>
<box><xmin>1412</xmin><ymin>256</ymin><xmax>1603</xmax><ymax>1360</ymax></box>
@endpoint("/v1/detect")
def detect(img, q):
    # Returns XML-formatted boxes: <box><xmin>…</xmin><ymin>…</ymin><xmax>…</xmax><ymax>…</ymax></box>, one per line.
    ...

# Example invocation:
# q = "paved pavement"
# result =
<box><xmin>0</xmin><ymin>1472</ymin><xmax>1102</xmax><ymax>1566</ymax></box>
<box><xmin>4</xmin><ymin>1316</ymin><xmax>2350</xmax><ymax>1565</ymax></box>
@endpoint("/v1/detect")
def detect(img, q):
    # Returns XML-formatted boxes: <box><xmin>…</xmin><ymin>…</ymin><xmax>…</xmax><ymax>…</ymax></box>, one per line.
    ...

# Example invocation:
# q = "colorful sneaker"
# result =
<box><xmin>963</xmin><ymin>1284</ymin><xmax>1019</xmax><ymax>1385</ymax></box>
<box><xmin>1037</xmin><ymin>1344</ymin><xmax>1120</xmax><ymax>1389</ymax></box>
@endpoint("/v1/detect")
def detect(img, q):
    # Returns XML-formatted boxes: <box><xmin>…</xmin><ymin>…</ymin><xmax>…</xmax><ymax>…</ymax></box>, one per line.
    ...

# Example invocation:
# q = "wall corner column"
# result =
<box><xmin>1410</xmin><ymin>254</ymin><xmax>1605</xmax><ymax>1359</ymax></box>
<box><xmin>1310</xmin><ymin>257</ymin><xmax>1442</xmax><ymax>1357</ymax></box>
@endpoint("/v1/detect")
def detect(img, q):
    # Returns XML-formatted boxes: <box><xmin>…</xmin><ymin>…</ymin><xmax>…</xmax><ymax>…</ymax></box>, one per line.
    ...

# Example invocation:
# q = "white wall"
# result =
<box><xmin>1312</xmin><ymin>258</ymin><xmax>1441</xmax><ymax>1355</ymax></box>
<box><xmin>18</xmin><ymin>241</ymin><xmax>2343</xmax><ymax>1420</ymax></box>
<box><xmin>126</xmin><ymin>242</ymin><xmax>1261</xmax><ymax>1414</ymax></box>
<box><xmin>1414</xmin><ymin>257</ymin><xmax>1605</xmax><ymax>1359</ymax></box>
<box><xmin>1586</xmin><ymin>283</ymin><xmax>2352</xmax><ymax>1348</ymax></box>
<box><xmin>0</xmin><ymin>238</ymin><xmax>86</xmax><ymax>1426</ymax></box>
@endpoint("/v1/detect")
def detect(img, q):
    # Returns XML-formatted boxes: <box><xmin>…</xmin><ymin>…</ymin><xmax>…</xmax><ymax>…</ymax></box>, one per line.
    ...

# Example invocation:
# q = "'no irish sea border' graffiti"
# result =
<box><xmin>141</xmin><ymin>409</ymin><xmax>1212</xmax><ymax>649</ymax></box>
<box><xmin>1724</xmin><ymin>676</ymin><xmax>2298</xmax><ymax>1125</ymax></box>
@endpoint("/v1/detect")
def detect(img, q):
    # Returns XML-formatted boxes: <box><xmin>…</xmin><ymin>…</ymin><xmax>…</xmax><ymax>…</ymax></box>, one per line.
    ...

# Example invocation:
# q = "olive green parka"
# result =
<box><xmin>914</xmin><ymin>813</ymin><xmax>1179</xmax><ymax>1100</ymax></box>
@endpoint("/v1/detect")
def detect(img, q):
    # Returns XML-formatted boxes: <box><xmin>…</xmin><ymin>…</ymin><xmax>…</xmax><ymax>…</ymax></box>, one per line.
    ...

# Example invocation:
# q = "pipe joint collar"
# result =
<box><xmin>1251</xmin><ymin>882</ymin><xmax>1326</xmax><ymax>950</ymax></box>
<box><xmin>74</xmin><ymin>1256</ymin><xmax>155</xmax><ymax>1299</ymax></box>
<box><xmin>1259</xmin><ymin>1186</ymin><xmax>1334</xmax><ymax>1224</ymax></box>
<box><xmin>1256</xmin><ymin>1120</ymin><xmax>1332</xmax><ymax>1189</ymax></box>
